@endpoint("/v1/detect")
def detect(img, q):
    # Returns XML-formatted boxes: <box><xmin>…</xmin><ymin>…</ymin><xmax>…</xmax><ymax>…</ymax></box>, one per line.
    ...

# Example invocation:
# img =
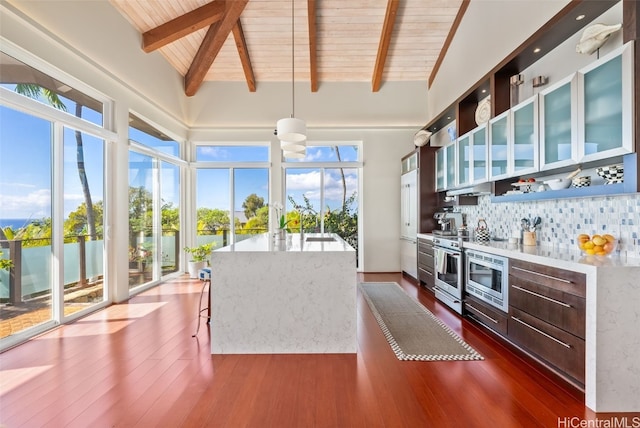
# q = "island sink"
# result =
<box><xmin>305</xmin><ymin>236</ymin><xmax>336</xmax><ymax>242</ymax></box>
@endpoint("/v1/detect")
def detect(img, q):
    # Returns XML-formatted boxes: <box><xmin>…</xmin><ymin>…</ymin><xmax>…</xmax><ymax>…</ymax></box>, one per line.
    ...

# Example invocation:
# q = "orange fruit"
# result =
<box><xmin>585</xmin><ymin>249</ymin><xmax>596</xmax><ymax>255</ymax></box>
<box><xmin>603</xmin><ymin>242</ymin><xmax>615</xmax><ymax>254</ymax></box>
<box><xmin>593</xmin><ymin>245</ymin><xmax>604</xmax><ymax>253</ymax></box>
<box><xmin>583</xmin><ymin>241</ymin><xmax>594</xmax><ymax>250</ymax></box>
<box><xmin>603</xmin><ymin>234</ymin><xmax>616</xmax><ymax>243</ymax></box>
<box><xmin>578</xmin><ymin>234</ymin><xmax>590</xmax><ymax>242</ymax></box>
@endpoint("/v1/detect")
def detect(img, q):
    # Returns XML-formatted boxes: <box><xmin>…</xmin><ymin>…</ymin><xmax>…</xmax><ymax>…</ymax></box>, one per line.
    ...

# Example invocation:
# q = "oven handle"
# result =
<box><xmin>434</xmin><ymin>286</ymin><xmax>461</xmax><ymax>304</ymax></box>
<box><xmin>434</xmin><ymin>247</ymin><xmax>461</xmax><ymax>257</ymax></box>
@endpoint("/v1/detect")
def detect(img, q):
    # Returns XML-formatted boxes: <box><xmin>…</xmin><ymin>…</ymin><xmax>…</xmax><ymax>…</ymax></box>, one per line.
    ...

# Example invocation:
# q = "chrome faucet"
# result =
<box><xmin>297</xmin><ymin>207</ymin><xmax>315</xmax><ymax>241</ymax></box>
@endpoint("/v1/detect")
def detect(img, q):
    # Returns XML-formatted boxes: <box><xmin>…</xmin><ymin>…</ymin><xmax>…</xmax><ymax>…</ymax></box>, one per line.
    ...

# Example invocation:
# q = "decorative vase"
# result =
<box><xmin>276</xmin><ymin>229</ymin><xmax>286</xmax><ymax>241</ymax></box>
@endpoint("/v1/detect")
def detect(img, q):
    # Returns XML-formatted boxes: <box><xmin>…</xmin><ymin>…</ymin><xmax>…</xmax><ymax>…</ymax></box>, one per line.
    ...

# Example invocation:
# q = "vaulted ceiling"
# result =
<box><xmin>109</xmin><ymin>0</ymin><xmax>467</xmax><ymax>96</ymax></box>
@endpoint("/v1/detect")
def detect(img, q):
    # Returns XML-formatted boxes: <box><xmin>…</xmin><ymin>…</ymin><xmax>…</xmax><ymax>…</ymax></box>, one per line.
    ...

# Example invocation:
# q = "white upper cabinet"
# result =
<box><xmin>511</xmin><ymin>95</ymin><xmax>539</xmax><ymax>176</ymax></box>
<box><xmin>488</xmin><ymin>110</ymin><xmax>511</xmax><ymax>180</ymax></box>
<box><xmin>456</xmin><ymin>132</ymin><xmax>471</xmax><ymax>187</ymax></box>
<box><xmin>445</xmin><ymin>143</ymin><xmax>456</xmax><ymax>188</ymax></box>
<box><xmin>458</xmin><ymin>124</ymin><xmax>489</xmax><ymax>185</ymax></box>
<box><xmin>435</xmin><ymin>147</ymin><xmax>445</xmax><ymax>191</ymax></box>
<box><xmin>471</xmin><ymin>125</ymin><xmax>489</xmax><ymax>183</ymax></box>
<box><xmin>577</xmin><ymin>42</ymin><xmax>634</xmax><ymax>162</ymax></box>
<box><xmin>539</xmin><ymin>73</ymin><xmax>579</xmax><ymax>171</ymax></box>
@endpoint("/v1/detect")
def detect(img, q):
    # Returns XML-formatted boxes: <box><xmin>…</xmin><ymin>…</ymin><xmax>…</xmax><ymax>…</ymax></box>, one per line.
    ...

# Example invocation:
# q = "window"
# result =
<box><xmin>195</xmin><ymin>144</ymin><xmax>270</xmax><ymax>247</ymax></box>
<box><xmin>0</xmin><ymin>52</ymin><xmax>103</xmax><ymax>127</ymax></box>
<box><xmin>129</xmin><ymin>113</ymin><xmax>179</xmax><ymax>157</ymax></box>
<box><xmin>284</xmin><ymin>143</ymin><xmax>361</xmax><ymax>263</ymax></box>
<box><xmin>128</xmin><ymin>114</ymin><xmax>182</xmax><ymax>290</ymax></box>
<box><xmin>1</xmin><ymin>48</ymin><xmax>111</xmax><ymax>346</ymax></box>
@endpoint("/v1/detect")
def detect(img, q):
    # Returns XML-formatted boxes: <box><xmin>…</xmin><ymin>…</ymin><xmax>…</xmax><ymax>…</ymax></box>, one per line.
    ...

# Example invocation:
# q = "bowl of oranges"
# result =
<box><xmin>577</xmin><ymin>234</ymin><xmax>617</xmax><ymax>256</ymax></box>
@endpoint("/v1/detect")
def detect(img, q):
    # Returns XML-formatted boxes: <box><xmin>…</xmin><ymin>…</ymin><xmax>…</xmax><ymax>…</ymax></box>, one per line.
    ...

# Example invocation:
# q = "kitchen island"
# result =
<box><xmin>209</xmin><ymin>233</ymin><xmax>357</xmax><ymax>354</ymax></box>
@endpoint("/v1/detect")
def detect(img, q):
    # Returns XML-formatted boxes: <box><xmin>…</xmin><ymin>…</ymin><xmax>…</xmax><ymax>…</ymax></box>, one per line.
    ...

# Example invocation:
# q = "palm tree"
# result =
<box><xmin>14</xmin><ymin>84</ymin><xmax>97</xmax><ymax>241</ymax></box>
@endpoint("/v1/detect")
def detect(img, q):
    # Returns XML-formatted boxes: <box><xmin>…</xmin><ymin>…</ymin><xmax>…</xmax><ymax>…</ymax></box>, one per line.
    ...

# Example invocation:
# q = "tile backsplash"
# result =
<box><xmin>458</xmin><ymin>193</ymin><xmax>640</xmax><ymax>259</ymax></box>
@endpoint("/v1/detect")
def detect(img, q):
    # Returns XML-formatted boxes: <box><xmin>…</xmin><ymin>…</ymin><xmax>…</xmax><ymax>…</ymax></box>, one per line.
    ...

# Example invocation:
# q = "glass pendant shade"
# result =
<box><xmin>277</xmin><ymin>117</ymin><xmax>306</xmax><ymax>143</ymax></box>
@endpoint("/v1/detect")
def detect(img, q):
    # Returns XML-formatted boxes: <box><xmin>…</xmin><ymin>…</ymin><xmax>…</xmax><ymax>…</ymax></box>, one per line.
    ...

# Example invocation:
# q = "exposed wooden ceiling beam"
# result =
<box><xmin>142</xmin><ymin>1</ymin><xmax>226</xmax><ymax>53</ymax></box>
<box><xmin>308</xmin><ymin>0</ymin><xmax>318</xmax><ymax>92</ymax></box>
<box><xmin>232</xmin><ymin>19</ymin><xmax>256</xmax><ymax>92</ymax></box>
<box><xmin>429</xmin><ymin>0</ymin><xmax>469</xmax><ymax>88</ymax></box>
<box><xmin>372</xmin><ymin>0</ymin><xmax>399</xmax><ymax>92</ymax></box>
<box><xmin>184</xmin><ymin>0</ymin><xmax>249</xmax><ymax>96</ymax></box>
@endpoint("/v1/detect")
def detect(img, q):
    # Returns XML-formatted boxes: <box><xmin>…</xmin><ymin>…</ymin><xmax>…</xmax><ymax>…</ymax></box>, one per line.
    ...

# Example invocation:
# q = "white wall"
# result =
<box><xmin>427</xmin><ymin>0</ymin><xmax>570</xmax><ymax>122</ymax></box>
<box><xmin>187</xmin><ymin>80</ymin><xmax>428</xmax><ymax>128</ymax></box>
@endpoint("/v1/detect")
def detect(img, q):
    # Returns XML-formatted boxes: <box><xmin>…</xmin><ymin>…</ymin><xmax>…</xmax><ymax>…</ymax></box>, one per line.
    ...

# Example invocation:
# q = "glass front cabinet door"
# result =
<box><xmin>488</xmin><ymin>110</ymin><xmax>511</xmax><ymax>180</ymax></box>
<box><xmin>456</xmin><ymin>133</ymin><xmax>471</xmax><ymax>187</ymax></box>
<box><xmin>577</xmin><ymin>42</ymin><xmax>634</xmax><ymax>162</ymax></box>
<box><xmin>471</xmin><ymin>125</ymin><xmax>488</xmax><ymax>183</ymax></box>
<box><xmin>539</xmin><ymin>73</ymin><xmax>578</xmax><ymax>170</ymax></box>
<box><xmin>435</xmin><ymin>147</ymin><xmax>445</xmax><ymax>191</ymax></box>
<box><xmin>445</xmin><ymin>143</ymin><xmax>456</xmax><ymax>189</ymax></box>
<box><xmin>510</xmin><ymin>95</ymin><xmax>539</xmax><ymax>176</ymax></box>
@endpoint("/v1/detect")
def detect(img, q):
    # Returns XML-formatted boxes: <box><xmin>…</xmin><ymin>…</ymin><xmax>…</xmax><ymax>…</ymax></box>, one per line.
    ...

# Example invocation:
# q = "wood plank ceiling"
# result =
<box><xmin>109</xmin><ymin>0</ymin><xmax>467</xmax><ymax>96</ymax></box>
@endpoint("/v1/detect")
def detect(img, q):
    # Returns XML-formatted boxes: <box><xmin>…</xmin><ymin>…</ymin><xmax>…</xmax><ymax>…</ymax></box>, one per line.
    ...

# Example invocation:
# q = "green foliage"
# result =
<box><xmin>0</xmin><ymin>251</ymin><xmax>13</xmax><ymax>271</ymax></box>
<box><xmin>241</xmin><ymin>205</ymin><xmax>269</xmax><ymax>234</ymax></box>
<box><xmin>197</xmin><ymin>208</ymin><xmax>230</xmax><ymax>235</ymax></box>
<box><xmin>161</xmin><ymin>205</ymin><xmax>179</xmax><ymax>230</ymax></box>
<box><xmin>324</xmin><ymin>192</ymin><xmax>358</xmax><ymax>240</ymax></box>
<box><xmin>15</xmin><ymin>84</ymin><xmax>67</xmax><ymax>111</ymax></box>
<box><xmin>242</xmin><ymin>193</ymin><xmax>264</xmax><ymax>220</ymax></box>
<box><xmin>129</xmin><ymin>186</ymin><xmax>153</xmax><ymax>233</ymax></box>
<box><xmin>15</xmin><ymin>218</ymin><xmax>53</xmax><ymax>247</ymax></box>
<box><xmin>184</xmin><ymin>242</ymin><xmax>215</xmax><ymax>262</ymax></box>
<box><xmin>64</xmin><ymin>201</ymin><xmax>104</xmax><ymax>242</ymax></box>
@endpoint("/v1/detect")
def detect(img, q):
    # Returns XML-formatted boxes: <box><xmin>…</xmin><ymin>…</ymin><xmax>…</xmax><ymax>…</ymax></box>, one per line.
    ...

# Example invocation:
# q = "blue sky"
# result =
<box><xmin>0</xmin><ymin>103</ymin><xmax>105</xmax><ymax>220</ymax></box>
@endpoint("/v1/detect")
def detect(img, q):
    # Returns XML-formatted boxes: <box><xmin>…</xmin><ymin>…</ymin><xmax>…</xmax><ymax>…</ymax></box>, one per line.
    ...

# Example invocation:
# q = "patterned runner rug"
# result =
<box><xmin>359</xmin><ymin>282</ymin><xmax>483</xmax><ymax>361</ymax></box>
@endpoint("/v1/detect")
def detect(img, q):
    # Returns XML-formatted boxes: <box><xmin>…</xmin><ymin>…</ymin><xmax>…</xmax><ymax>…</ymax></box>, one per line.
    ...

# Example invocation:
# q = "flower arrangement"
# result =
<box><xmin>272</xmin><ymin>202</ymin><xmax>290</xmax><ymax>232</ymax></box>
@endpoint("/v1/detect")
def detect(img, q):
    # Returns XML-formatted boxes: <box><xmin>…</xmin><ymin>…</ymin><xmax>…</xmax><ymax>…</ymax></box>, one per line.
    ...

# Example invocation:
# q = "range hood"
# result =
<box><xmin>446</xmin><ymin>182</ymin><xmax>492</xmax><ymax>196</ymax></box>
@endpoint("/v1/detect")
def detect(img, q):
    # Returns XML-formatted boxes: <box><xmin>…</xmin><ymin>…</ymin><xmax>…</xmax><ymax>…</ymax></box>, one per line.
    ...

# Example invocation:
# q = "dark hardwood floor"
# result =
<box><xmin>1</xmin><ymin>272</ymin><xmax>637</xmax><ymax>427</ymax></box>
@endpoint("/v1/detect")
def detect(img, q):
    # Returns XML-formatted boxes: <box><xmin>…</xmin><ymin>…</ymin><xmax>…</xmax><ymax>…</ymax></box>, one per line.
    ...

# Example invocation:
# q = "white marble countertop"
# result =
<box><xmin>214</xmin><ymin>232</ymin><xmax>355</xmax><ymax>253</ymax></box>
<box><xmin>417</xmin><ymin>232</ymin><xmax>640</xmax><ymax>270</ymax></box>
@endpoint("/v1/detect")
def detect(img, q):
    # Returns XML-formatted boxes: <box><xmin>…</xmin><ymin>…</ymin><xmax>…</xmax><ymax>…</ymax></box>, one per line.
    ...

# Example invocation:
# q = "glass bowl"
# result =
<box><xmin>577</xmin><ymin>234</ymin><xmax>617</xmax><ymax>256</ymax></box>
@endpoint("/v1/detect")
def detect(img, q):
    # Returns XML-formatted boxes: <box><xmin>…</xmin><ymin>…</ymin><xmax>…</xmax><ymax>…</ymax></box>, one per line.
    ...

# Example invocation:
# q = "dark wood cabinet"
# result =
<box><xmin>507</xmin><ymin>259</ymin><xmax>586</xmax><ymax>386</ymax></box>
<box><xmin>464</xmin><ymin>294</ymin><xmax>508</xmax><ymax>337</ymax></box>
<box><xmin>417</xmin><ymin>238</ymin><xmax>435</xmax><ymax>292</ymax></box>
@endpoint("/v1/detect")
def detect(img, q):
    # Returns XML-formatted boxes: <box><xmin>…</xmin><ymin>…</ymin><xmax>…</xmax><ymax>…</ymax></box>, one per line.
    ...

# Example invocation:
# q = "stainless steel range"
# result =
<box><xmin>432</xmin><ymin>211</ymin><xmax>466</xmax><ymax>314</ymax></box>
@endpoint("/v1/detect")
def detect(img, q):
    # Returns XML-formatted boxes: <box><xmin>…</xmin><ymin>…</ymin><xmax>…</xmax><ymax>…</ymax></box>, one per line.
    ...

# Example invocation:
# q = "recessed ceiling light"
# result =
<box><xmin>576</xmin><ymin>14</ymin><xmax>585</xmax><ymax>21</ymax></box>
<box><xmin>534</xmin><ymin>48</ymin><xmax>541</xmax><ymax>53</ymax></box>
<box><xmin>446</xmin><ymin>116</ymin><xmax>451</xmax><ymax>120</ymax></box>
<box><xmin>481</xmin><ymin>89</ymin><xmax>486</xmax><ymax>93</ymax></box>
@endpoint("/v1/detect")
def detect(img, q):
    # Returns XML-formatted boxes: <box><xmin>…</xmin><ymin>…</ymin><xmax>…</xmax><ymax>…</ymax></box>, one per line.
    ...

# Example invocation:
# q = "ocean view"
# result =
<box><xmin>0</xmin><ymin>219</ymin><xmax>33</xmax><ymax>230</ymax></box>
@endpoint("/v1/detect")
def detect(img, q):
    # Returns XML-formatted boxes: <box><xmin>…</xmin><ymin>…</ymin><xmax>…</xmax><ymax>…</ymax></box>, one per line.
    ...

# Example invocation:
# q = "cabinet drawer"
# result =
<box><xmin>464</xmin><ymin>295</ymin><xmax>508</xmax><ymax>337</ymax></box>
<box><xmin>510</xmin><ymin>277</ymin><xmax>585</xmax><ymax>339</ymax></box>
<box><xmin>509</xmin><ymin>259</ymin><xmax>586</xmax><ymax>298</ymax></box>
<box><xmin>508</xmin><ymin>307</ymin><xmax>585</xmax><ymax>385</ymax></box>
<box><xmin>418</xmin><ymin>266</ymin><xmax>434</xmax><ymax>289</ymax></box>
<box><xmin>418</xmin><ymin>252</ymin><xmax>434</xmax><ymax>270</ymax></box>
<box><xmin>418</xmin><ymin>240</ymin><xmax>434</xmax><ymax>255</ymax></box>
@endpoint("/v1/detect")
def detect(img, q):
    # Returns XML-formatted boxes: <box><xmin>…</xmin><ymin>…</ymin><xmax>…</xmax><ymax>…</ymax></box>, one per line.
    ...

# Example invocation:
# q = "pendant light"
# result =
<box><xmin>278</xmin><ymin>0</ymin><xmax>306</xmax><ymax>158</ymax></box>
